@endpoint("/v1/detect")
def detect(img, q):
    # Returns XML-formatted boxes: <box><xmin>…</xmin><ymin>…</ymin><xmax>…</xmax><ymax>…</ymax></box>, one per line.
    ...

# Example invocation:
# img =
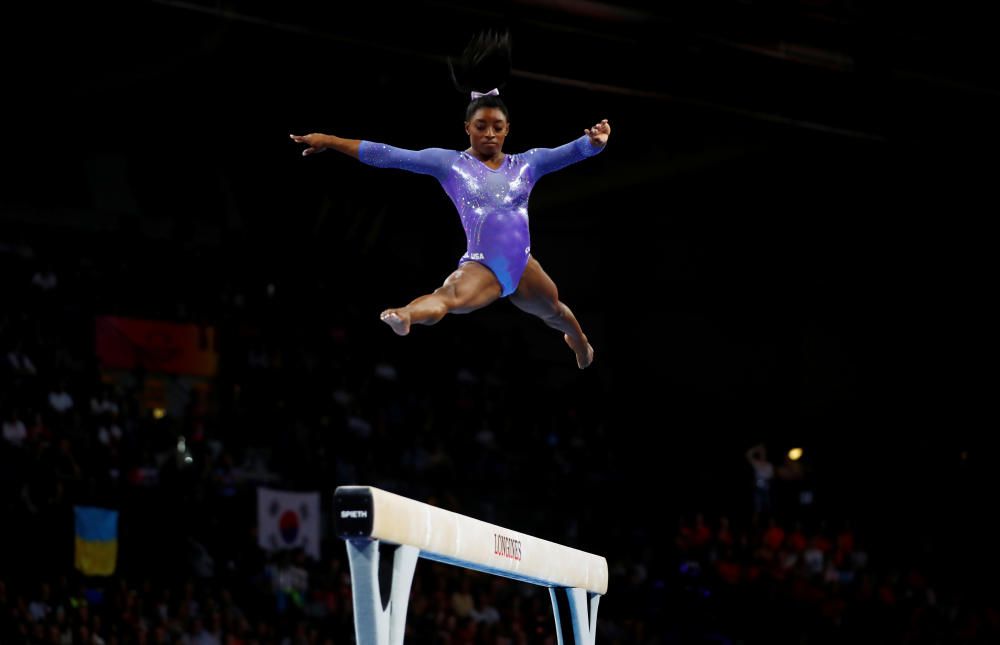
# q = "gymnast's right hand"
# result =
<box><xmin>289</xmin><ymin>133</ymin><xmax>330</xmax><ymax>156</ymax></box>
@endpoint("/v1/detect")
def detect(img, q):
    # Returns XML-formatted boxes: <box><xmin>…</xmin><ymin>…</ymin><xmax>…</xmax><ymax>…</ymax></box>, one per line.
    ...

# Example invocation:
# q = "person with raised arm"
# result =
<box><xmin>291</xmin><ymin>31</ymin><xmax>610</xmax><ymax>368</ymax></box>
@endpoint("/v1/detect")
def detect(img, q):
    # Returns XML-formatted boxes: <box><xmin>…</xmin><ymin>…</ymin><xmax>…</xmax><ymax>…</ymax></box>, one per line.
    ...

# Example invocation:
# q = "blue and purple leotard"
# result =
<box><xmin>358</xmin><ymin>135</ymin><xmax>603</xmax><ymax>297</ymax></box>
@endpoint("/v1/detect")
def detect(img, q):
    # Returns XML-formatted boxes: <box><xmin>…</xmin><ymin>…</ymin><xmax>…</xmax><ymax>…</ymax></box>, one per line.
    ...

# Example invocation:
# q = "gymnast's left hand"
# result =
<box><xmin>584</xmin><ymin>119</ymin><xmax>611</xmax><ymax>147</ymax></box>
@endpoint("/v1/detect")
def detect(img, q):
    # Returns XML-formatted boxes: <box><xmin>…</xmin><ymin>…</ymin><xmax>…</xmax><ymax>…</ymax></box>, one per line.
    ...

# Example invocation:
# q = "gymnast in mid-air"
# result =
<box><xmin>290</xmin><ymin>31</ymin><xmax>610</xmax><ymax>369</ymax></box>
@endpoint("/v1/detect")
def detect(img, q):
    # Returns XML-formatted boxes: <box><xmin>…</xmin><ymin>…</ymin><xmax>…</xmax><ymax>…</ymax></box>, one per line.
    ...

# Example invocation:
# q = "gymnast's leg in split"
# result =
<box><xmin>510</xmin><ymin>256</ymin><xmax>594</xmax><ymax>369</ymax></box>
<box><xmin>379</xmin><ymin>262</ymin><xmax>502</xmax><ymax>336</ymax></box>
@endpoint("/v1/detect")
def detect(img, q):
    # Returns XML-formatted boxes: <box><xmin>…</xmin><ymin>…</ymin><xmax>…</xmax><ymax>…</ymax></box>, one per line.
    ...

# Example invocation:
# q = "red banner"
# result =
<box><xmin>95</xmin><ymin>316</ymin><xmax>218</xmax><ymax>376</ymax></box>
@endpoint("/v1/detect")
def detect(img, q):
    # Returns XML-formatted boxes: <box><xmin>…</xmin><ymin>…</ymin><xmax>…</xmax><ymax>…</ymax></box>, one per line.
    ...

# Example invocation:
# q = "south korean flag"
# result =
<box><xmin>257</xmin><ymin>487</ymin><xmax>321</xmax><ymax>560</ymax></box>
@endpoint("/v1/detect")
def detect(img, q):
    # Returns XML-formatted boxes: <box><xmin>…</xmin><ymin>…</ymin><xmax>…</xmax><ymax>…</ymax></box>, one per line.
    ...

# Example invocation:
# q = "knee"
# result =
<box><xmin>432</xmin><ymin>284</ymin><xmax>460</xmax><ymax>312</ymax></box>
<box><xmin>541</xmin><ymin>299</ymin><xmax>565</xmax><ymax>321</ymax></box>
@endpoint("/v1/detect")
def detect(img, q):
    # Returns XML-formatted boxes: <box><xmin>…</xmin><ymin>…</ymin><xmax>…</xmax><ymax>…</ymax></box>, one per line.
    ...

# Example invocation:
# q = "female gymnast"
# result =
<box><xmin>290</xmin><ymin>32</ymin><xmax>610</xmax><ymax>369</ymax></box>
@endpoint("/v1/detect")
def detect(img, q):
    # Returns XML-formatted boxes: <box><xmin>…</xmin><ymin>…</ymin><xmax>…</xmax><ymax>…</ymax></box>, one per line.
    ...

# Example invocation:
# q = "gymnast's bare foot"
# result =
<box><xmin>564</xmin><ymin>334</ymin><xmax>594</xmax><ymax>369</ymax></box>
<box><xmin>380</xmin><ymin>310</ymin><xmax>411</xmax><ymax>336</ymax></box>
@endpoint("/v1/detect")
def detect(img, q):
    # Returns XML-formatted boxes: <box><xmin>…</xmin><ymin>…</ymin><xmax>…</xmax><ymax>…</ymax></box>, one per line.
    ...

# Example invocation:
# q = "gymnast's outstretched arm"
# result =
<box><xmin>290</xmin><ymin>133</ymin><xmax>454</xmax><ymax>180</ymax></box>
<box><xmin>290</xmin><ymin>133</ymin><xmax>362</xmax><ymax>159</ymax></box>
<box><xmin>526</xmin><ymin>119</ymin><xmax>611</xmax><ymax>179</ymax></box>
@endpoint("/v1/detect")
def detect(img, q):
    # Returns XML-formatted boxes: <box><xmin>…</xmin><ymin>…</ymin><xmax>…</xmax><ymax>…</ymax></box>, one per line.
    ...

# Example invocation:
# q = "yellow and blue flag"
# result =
<box><xmin>74</xmin><ymin>506</ymin><xmax>118</xmax><ymax>576</ymax></box>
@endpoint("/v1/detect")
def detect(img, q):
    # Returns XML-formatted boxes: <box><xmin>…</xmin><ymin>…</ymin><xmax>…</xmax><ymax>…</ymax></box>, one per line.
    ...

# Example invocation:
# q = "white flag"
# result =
<box><xmin>257</xmin><ymin>487</ymin><xmax>321</xmax><ymax>560</ymax></box>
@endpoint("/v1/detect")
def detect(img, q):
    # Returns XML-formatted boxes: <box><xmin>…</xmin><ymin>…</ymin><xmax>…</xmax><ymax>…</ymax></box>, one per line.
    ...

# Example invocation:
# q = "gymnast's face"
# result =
<box><xmin>465</xmin><ymin>107</ymin><xmax>509</xmax><ymax>158</ymax></box>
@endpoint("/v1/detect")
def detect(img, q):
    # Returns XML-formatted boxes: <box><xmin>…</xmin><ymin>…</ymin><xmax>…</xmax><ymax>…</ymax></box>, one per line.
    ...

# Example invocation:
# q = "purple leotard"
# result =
<box><xmin>358</xmin><ymin>135</ymin><xmax>603</xmax><ymax>297</ymax></box>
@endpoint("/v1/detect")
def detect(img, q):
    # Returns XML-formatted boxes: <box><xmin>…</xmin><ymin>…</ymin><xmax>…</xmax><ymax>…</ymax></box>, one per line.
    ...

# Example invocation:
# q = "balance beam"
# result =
<box><xmin>335</xmin><ymin>485</ymin><xmax>608</xmax><ymax>645</ymax></box>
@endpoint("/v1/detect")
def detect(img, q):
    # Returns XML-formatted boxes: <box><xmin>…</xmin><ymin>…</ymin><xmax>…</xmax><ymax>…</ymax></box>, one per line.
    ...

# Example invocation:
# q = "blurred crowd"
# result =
<box><xmin>2</xmin><ymin>230</ymin><xmax>998</xmax><ymax>644</ymax></box>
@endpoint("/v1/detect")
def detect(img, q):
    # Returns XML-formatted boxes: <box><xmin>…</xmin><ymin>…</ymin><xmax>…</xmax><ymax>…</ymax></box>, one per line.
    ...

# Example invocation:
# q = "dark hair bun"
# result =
<box><xmin>448</xmin><ymin>30</ymin><xmax>512</xmax><ymax>94</ymax></box>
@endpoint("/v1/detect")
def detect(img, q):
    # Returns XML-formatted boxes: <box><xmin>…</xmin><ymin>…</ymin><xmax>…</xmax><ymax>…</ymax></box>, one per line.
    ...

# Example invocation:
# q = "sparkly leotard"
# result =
<box><xmin>358</xmin><ymin>135</ymin><xmax>603</xmax><ymax>297</ymax></box>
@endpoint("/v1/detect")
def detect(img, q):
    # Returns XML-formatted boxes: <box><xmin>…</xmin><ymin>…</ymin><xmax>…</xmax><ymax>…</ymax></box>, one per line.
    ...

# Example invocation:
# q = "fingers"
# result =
<box><xmin>290</xmin><ymin>134</ymin><xmax>317</xmax><ymax>156</ymax></box>
<box><xmin>585</xmin><ymin>119</ymin><xmax>610</xmax><ymax>136</ymax></box>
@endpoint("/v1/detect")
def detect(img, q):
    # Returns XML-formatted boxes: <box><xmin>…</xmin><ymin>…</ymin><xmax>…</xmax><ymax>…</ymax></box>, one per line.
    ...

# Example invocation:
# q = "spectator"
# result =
<box><xmin>6</xmin><ymin>343</ymin><xmax>37</xmax><ymax>376</ymax></box>
<box><xmin>2</xmin><ymin>410</ymin><xmax>28</xmax><ymax>447</ymax></box>
<box><xmin>746</xmin><ymin>443</ymin><xmax>774</xmax><ymax>516</ymax></box>
<box><xmin>48</xmin><ymin>381</ymin><xmax>75</xmax><ymax>415</ymax></box>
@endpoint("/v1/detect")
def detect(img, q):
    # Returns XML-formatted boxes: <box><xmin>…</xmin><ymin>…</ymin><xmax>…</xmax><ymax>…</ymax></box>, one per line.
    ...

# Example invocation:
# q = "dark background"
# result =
<box><xmin>2</xmin><ymin>0</ymin><xmax>997</xmax><ymax>638</ymax></box>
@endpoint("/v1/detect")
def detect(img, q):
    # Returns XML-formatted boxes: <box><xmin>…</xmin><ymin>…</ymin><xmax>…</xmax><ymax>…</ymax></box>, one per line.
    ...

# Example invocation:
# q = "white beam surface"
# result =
<box><xmin>336</xmin><ymin>486</ymin><xmax>608</xmax><ymax>595</ymax></box>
